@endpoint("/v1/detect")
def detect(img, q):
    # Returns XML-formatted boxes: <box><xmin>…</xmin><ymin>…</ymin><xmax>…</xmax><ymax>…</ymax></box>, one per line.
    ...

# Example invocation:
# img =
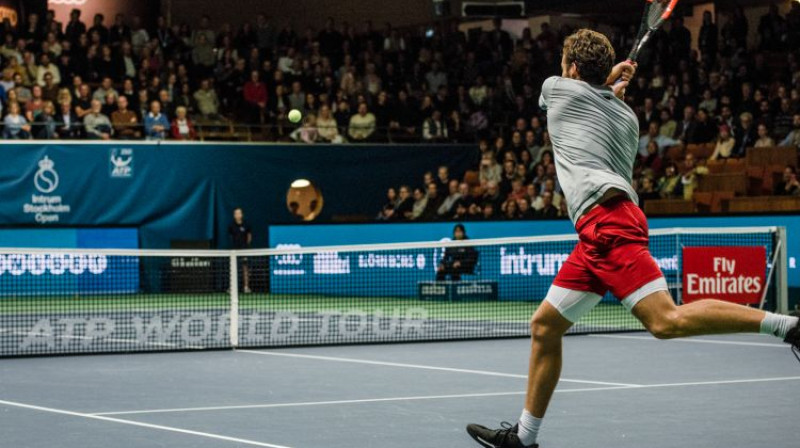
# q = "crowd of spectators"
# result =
<box><xmin>0</xmin><ymin>4</ymin><xmax>798</xmax><ymax>222</ymax></box>
<box><xmin>378</xmin><ymin>3</ymin><xmax>800</xmax><ymax>221</ymax></box>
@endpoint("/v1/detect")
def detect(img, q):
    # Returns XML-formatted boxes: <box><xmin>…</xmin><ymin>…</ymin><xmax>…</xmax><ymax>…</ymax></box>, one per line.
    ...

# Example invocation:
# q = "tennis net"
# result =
<box><xmin>0</xmin><ymin>226</ymin><xmax>786</xmax><ymax>357</ymax></box>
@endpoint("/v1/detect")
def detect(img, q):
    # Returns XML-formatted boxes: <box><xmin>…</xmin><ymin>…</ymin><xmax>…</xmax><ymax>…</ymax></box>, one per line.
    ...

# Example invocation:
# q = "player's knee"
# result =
<box><xmin>646</xmin><ymin>310</ymin><xmax>688</xmax><ymax>340</ymax></box>
<box><xmin>530</xmin><ymin>313</ymin><xmax>560</xmax><ymax>342</ymax></box>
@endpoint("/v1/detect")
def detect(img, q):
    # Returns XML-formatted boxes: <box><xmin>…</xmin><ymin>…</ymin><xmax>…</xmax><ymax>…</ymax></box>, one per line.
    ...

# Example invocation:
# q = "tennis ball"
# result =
<box><xmin>288</xmin><ymin>109</ymin><xmax>302</xmax><ymax>123</ymax></box>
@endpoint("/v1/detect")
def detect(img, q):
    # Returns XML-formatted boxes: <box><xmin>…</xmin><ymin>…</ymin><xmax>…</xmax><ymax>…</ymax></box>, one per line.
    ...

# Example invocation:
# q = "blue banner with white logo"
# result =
<box><xmin>0</xmin><ymin>228</ymin><xmax>139</xmax><ymax>296</ymax></box>
<box><xmin>0</xmin><ymin>143</ymin><xmax>477</xmax><ymax>249</ymax></box>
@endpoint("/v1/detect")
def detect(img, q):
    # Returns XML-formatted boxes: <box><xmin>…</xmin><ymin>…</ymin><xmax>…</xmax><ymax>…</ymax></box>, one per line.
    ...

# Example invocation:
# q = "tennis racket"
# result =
<box><xmin>627</xmin><ymin>0</ymin><xmax>680</xmax><ymax>62</ymax></box>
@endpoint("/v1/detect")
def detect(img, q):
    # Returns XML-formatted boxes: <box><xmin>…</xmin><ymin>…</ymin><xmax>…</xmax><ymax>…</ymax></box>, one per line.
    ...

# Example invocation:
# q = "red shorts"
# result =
<box><xmin>553</xmin><ymin>197</ymin><xmax>664</xmax><ymax>300</ymax></box>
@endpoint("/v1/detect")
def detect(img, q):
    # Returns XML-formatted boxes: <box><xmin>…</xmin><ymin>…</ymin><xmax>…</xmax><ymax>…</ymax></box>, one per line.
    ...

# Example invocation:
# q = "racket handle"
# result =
<box><xmin>613</xmin><ymin>59</ymin><xmax>635</xmax><ymax>85</ymax></box>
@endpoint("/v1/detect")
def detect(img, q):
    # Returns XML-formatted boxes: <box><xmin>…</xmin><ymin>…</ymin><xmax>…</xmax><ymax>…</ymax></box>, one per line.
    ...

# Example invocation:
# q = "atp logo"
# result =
<box><xmin>110</xmin><ymin>148</ymin><xmax>134</xmax><ymax>178</ymax></box>
<box><xmin>34</xmin><ymin>156</ymin><xmax>59</xmax><ymax>194</ymax></box>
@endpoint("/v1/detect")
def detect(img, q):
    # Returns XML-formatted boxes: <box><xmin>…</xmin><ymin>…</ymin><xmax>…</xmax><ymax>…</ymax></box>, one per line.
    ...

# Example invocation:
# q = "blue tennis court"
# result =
<box><xmin>2</xmin><ymin>333</ymin><xmax>797</xmax><ymax>448</ymax></box>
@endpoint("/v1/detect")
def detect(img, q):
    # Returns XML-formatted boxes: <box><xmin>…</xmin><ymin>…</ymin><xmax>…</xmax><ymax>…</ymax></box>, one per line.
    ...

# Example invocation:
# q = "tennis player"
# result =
<box><xmin>466</xmin><ymin>29</ymin><xmax>800</xmax><ymax>448</ymax></box>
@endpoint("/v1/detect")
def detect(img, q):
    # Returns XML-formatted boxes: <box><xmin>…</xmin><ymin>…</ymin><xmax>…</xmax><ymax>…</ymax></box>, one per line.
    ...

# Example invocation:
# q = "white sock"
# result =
<box><xmin>759</xmin><ymin>312</ymin><xmax>799</xmax><ymax>339</ymax></box>
<box><xmin>517</xmin><ymin>409</ymin><xmax>542</xmax><ymax>447</ymax></box>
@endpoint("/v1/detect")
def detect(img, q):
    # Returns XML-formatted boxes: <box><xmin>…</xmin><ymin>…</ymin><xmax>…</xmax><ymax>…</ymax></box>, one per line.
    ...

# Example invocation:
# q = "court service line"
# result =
<box><xmin>588</xmin><ymin>334</ymin><xmax>788</xmax><ymax>348</ymax></box>
<box><xmin>90</xmin><ymin>375</ymin><xmax>800</xmax><ymax>417</ymax></box>
<box><xmin>236</xmin><ymin>349</ymin><xmax>641</xmax><ymax>387</ymax></box>
<box><xmin>92</xmin><ymin>387</ymin><xmax>635</xmax><ymax>417</ymax></box>
<box><xmin>0</xmin><ymin>399</ymin><xmax>292</xmax><ymax>448</ymax></box>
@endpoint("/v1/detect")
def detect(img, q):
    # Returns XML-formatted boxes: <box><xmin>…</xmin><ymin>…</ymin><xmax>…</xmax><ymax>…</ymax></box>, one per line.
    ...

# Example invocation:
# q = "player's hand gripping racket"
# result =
<box><xmin>627</xmin><ymin>0</ymin><xmax>680</xmax><ymax>63</ymax></box>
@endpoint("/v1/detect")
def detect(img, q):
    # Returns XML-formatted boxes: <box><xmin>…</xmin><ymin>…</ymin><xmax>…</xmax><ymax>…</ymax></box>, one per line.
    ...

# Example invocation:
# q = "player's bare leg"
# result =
<box><xmin>524</xmin><ymin>302</ymin><xmax>572</xmax><ymax>418</ymax></box>
<box><xmin>466</xmin><ymin>301</ymin><xmax>573</xmax><ymax>448</ymax></box>
<box><xmin>631</xmin><ymin>290</ymin><xmax>797</xmax><ymax>339</ymax></box>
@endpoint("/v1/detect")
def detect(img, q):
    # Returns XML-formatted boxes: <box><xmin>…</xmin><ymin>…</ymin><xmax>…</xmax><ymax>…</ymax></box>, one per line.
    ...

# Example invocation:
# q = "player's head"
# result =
<box><xmin>561</xmin><ymin>29</ymin><xmax>615</xmax><ymax>85</ymax></box>
<box><xmin>233</xmin><ymin>207</ymin><xmax>244</xmax><ymax>222</ymax></box>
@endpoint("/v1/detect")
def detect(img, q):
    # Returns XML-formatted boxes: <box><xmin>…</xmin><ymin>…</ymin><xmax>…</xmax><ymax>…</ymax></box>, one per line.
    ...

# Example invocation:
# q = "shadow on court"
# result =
<box><xmin>1</xmin><ymin>333</ymin><xmax>798</xmax><ymax>448</ymax></box>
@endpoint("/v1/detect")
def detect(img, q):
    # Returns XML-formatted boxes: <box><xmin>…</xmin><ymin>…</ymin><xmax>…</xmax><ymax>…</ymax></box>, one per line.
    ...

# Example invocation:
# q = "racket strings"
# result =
<box><xmin>647</xmin><ymin>3</ymin><xmax>668</xmax><ymax>28</ymax></box>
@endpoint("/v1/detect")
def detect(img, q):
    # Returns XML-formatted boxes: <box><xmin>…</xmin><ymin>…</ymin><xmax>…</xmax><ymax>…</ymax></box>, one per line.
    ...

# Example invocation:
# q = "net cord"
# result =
<box><xmin>0</xmin><ymin>226</ymin><xmax>780</xmax><ymax>258</ymax></box>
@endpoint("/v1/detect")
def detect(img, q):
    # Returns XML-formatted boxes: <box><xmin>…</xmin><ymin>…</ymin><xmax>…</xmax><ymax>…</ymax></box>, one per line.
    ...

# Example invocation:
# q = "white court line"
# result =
<box><xmin>589</xmin><ymin>334</ymin><xmax>788</xmax><ymax>348</ymax></box>
<box><xmin>0</xmin><ymin>399</ymin><xmax>291</xmax><ymax>448</ymax></box>
<box><xmin>236</xmin><ymin>349</ymin><xmax>641</xmax><ymax>387</ymax></box>
<box><xmin>90</xmin><ymin>375</ymin><xmax>800</xmax><ymax>417</ymax></box>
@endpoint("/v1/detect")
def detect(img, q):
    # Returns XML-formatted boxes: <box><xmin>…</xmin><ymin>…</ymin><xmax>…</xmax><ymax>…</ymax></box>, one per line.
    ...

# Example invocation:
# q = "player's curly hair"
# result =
<box><xmin>562</xmin><ymin>29</ymin><xmax>615</xmax><ymax>85</ymax></box>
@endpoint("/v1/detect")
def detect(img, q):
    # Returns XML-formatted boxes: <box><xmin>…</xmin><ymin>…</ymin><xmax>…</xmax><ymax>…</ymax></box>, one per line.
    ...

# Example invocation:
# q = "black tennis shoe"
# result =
<box><xmin>784</xmin><ymin>311</ymin><xmax>800</xmax><ymax>363</ymax></box>
<box><xmin>466</xmin><ymin>422</ymin><xmax>538</xmax><ymax>448</ymax></box>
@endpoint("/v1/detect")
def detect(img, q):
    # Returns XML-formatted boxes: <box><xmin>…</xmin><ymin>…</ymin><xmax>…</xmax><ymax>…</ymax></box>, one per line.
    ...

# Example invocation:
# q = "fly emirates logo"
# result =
<box><xmin>685</xmin><ymin>256</ymin><xmax>762</xmax><ymax>296</ymax></box>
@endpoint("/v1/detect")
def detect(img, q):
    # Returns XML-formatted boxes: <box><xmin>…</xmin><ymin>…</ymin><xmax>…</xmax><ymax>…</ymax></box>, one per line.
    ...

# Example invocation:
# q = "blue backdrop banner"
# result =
<box><xmin>0</xmin><ymin>228</ymin><xmax>139</xmax><ymax>295</ymax></box>
<box><xmin>0</xmin><ymin>142</ymin><xmax>477</xmax><ymax>249</ymax></box>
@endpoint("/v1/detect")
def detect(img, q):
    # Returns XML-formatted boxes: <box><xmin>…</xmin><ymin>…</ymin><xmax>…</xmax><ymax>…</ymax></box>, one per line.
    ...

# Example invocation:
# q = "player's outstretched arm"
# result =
<box><xmin>606</xmin><ymin>61</ymin><xmax>637</xmax><ymax>99</ymax></box>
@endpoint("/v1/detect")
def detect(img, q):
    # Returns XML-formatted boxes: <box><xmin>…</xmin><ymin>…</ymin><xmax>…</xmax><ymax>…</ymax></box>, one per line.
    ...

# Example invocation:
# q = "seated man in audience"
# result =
<box><xmin>436</xmin><ymin>224</ymin><xmax>478</xmax><ymax>281</ymax></box>
<box><xmin>774</xmin><ymin>166</ymin><xmax>800</xmax><ymax>196</ymax></box>
<box><xmin>535</xmin><ymin>191</ymin><xmax>558</xmax><ymax>219</ymax></box>
<box><xmin>111</xmin><ymin>95</ymin><xmax>140</xmax><ymax>139</ymax></box>
<box><xmin>779</xmin><ymin>114</ymin><xmax>800</xmax><ymax>148</ymax></box>
<box><xmin>680</xmin><ymin>153</ymin><xmax>709</xmax><ymax>200</ymax></box>
<box><xmin>93</xmin><ymin>77</ymin><xmax>119</xmax><ymax>103</ymax></box>
<box><xmin>84</xmin><ymin>99</ymin><xmax>113</xmax><ymax>140</ymax></box>
<box><xmin>639</xmin><ymin>121</ymin><xmax>680</xmax><ymax>157</ymax></box>
<box><xmin>193</xmin><ymin>78</ymin><xmax>222</xmax><ymax>121</ymax></box>
<box><xmin>144</xmin><ymin>100</ymin><xmax>170</xmax><ymax>140</ymax></box>
<box><xmin>56</xmin><ymin>100</ymin><xmax>81</xmax><ymax>139</ymax></box>
<box><xmin>348</xmin><ymin>102</ymin><xmax>376</xmax><ymax>142</ymax></box>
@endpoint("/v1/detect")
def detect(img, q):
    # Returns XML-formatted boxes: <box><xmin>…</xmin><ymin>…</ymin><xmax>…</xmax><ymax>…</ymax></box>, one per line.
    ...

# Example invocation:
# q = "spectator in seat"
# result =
<box><xmin>24</xmin><ymin>85</ymin><xmax>45</xmax><ymax>123</ymax></box>
<box><xmin>657</xmin><ymin>162</ymin><xmax>682</xmax><ymax>199</ymax></box>
<box><xmin>639</xmin><ymin>121</ymin><xmax>680</xmax><ymax>156</ymax></box>
<box><xmin>436</xmin><ymin>166</ymin><xmax>451</xmax><ymax>190</ymax></box>
<box><xmin>33</xmin><ymin>101</ymin><xmax>57</xmax><ymax>139</ymax></box>
<box><xmin>41</xmin><ymin>72</ymin><xmax>59</xmax><ymax>103</ymax></box>
<box><xmin>674</xmin><ymin>105</ymin><xmax>696</xmax><ymax>141</ymax></box>
<box><xmin>3</xmin><ymin>102</ymin><xmax>31</xmax><ymax>139</ymax></box>
<box><xmin>392</xmin><ymin>185</ymin><xmax>414</xmax><ymax>220</ymax></box>
<box><xmin>316</xmin><ymin>104</ymin><xmax>341</xmax><ymax>143</ymax></box>
<box><xmin>291</xmin><ymin>113</ymin><xmax>319</xmax><ymax>144</ymax></box>
<box><xmin>734</xmin><ymin>112</ymin><xmax>757</xmax><ymax>156</ymax></box>
<box><xmin>36</xmin><ymin>53</ymin><xmax>60</xmax><ymax>86</ymax></box>
<box><xmin>773</xmin><ymin>98</ymin><xmax>795</xmax><ymax>138</ymax></box>
<box><xmin>518</xmin><ymin>198</ymin><xmax>534</xmax><ymax>219</ymax></box>
<box><xmin>243</xmin><ymin>70</ymin><xmax>268</xmax><ymax>124</ymax></box>
<box><xmin>639</xmin><ymin>140</ymin><xmax>663</xmax><ymax>173</ymax></box>
<box><xmin>84</xmin><ymin>99</ymin><xmax>113</xmax><ymax>140</ymax></box>
<box><xmin>436</xmin><ymin>224</ymin><xmax>477</xmax><ymax>281</ymax></box>
<box><xmin>194</xmin><ymin>79</ymin><xmax>221</xmax><ymax>120</ymax></box>
<box><xmin>421</xmin><ymin>181</ymin><xmax>445</xmax><ymax>221</ymax></box>
<box><xmin>171</xmin><ymin>106</ymin><xmax>197</xmax><ymax>140</ymax></box>
<box><xmin>422</xmin><ymin>109</ymin><xmax>448</xmax><ymax>141</ymax></box>
<box><xmin>638</xmin><ymin>176</ymin><xmax>661</xmax><ymax>210</ymax></box>
<box><xmin>680</xmin><ymin>153</ymin><xmax>709</xmax><ymax>200</ymax></box>
<box><xmin>437</xmin><ymin>179</ymin><xmax>462</xmax><ymax>219</ymax></box>
<box><xmin>779</xmin><ymin>114</ymin><xmax>800</xmax><ymax>148</ymax></box>
<box><xmin>191</xmin><ymin>34</ymin><xmax>215</xmax><ymax>79</ymax></box>
<box><xmin>56</xmin><ymin>100</ymin><xmax>80</xmax><ymax>139</ymax></box>
<box><xmin>479</xmin><ymin>152</ymin><xmax>502</xmax><ymax>186</ymax></box>
<box><xmin>348</xmin><ymin>102</ymin><xmax>376</xmax><ymax>142</ymax></box>
<box><xmin>754</xmin><ymin>123</ymin><xmax>775</xmax><ymax>148</ymax></box>
<box><xmin>73</xmin><ymin>84</ymin><xmax>93</xmax><ymax>120</ymax></box>
<box><xmin>689</xmin><ymin>108</ymin><xmax>717</xmax><ymax>144</ymax></box>
<box><xmin>775</xmin><ymin>166</ymin><xmax>800</xmax><ymax>196</ymax></box>
<box><xmin>144</xmin><ymin>100</ymin><xmax>169</xmax><ymax>140</ymax></box>
<box><xmin>482</xmin><ymin>181</ymin><xmax>502</xmax><ymax>212</ymax></box>
<box><xmin>658</xmin><ymin>109</ymin><xmax>676</xmax><ymax>138</ymax></box>
<box><xmin>377</xmin><ymin>187</ymin><xmax>398</xmax><ymax>221</ymax></box>
<box><xmin>535</xmin><ymin>191</ymin><xmax>558</xmax><ymax>219</ymax></box>
<box><xmin>709</xmin><ymin>125</ymin><xmax>735</xmax><ymax>160</ymax></box>
<box><xmin>111</xmin><ymin>95</ymin><xmax>140</xmax><ymax>139</ymax></box>
<box><xmin>502</xmin><ymin>199</ymin><xmax>520</xmax><ymax>220</ymax></box>
<box><xmin>410</xmin><ymin>187</ymin><xmax>428</xmax><ymax>220</ymax></box>
<box><xmin>93</xmin><ymin>77</ymin><xmax>118</xmax><ymax>102</ymax></box>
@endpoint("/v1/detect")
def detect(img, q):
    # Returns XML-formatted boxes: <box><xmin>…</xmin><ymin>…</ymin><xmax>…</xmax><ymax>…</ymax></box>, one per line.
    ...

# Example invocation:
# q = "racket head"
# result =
<box><xmin>627</xmin><ymin>0</ymin><xmax>680</xmax><ymax>62</ymax></box>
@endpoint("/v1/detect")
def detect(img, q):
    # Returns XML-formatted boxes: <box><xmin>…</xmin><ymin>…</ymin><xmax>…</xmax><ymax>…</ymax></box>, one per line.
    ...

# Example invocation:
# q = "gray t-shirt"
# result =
<box><xmin>539</xmin><ymin>76</ymin><xmax>639</xmax><ymax>224</ymax></box>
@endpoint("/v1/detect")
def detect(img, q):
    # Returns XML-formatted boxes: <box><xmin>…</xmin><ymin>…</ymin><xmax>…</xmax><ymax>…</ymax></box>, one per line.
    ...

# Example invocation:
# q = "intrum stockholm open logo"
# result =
<box><xmin>34</xmin><ymin>156</ymin><xmax>59</xmax><ymax>194</ymax></box>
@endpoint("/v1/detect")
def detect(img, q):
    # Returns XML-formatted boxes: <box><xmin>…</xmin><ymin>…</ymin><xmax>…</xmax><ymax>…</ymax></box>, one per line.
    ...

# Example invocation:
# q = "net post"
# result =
<box><xmin>776</xmin><ymin>226</ymin><xmax>789</xmax><ymax>314</ymax></box>
<box><xmin>229</xmin><ymin>253</ymin><xmax>240</xmax><ymax>347</ymax></box>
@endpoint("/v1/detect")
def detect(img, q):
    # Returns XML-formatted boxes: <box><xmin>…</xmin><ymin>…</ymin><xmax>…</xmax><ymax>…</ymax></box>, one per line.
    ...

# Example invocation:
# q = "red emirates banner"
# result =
<box><xmin>682</xmin><ymin>247</ymin><xmax>766</xmax><ymax>304</ymax></box>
